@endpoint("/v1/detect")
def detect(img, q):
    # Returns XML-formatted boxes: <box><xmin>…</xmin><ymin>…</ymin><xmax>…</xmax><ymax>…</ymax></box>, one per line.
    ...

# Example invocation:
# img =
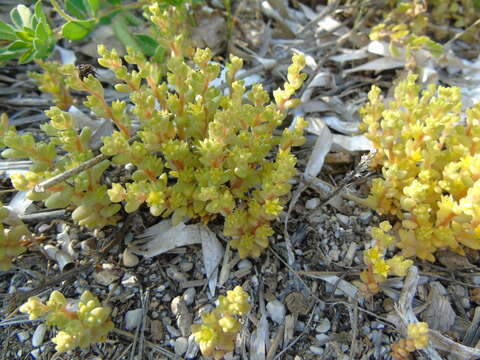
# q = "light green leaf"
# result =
<box><xmin>112</xmin><ymin>16</ymin><xmax>141</xmax><ymax>53</ymax></box>
<box><xmin>133</xmin><ymin>34</ymin><xmax>158</xmax><ymax>56</ymax></box>
<box><xmin>18</xmin><ymin>47</ymin><xmax>34</xmax><ymax>64</ymax></box>
<box><xmin>86</xmin><ymin>0</ymin><xmax>100</xmax><ymax>16</ymax></box>
<box><xmin>62</xmin><ymin>20</ymin><xmax>96</xmax><ymax>40</ymax></box>
<box><xmin>10</xmin><ymin>5</ymin><xmax>33</xmax><ymax>29</ymax></box>
<box><xmin>0</xmin><ymin>21</ymin><xmax>16</xmax><ymax>41</ymax></box>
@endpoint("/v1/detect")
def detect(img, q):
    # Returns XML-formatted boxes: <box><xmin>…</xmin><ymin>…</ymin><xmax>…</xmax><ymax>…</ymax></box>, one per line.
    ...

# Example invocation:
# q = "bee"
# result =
<box><xmin>76</xmin><ymin>64</ymin><xmax>96</xmax><ymax>81</ymax></box>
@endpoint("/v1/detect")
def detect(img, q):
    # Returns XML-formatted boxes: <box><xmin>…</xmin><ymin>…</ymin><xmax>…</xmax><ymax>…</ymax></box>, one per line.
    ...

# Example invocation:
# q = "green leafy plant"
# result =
<box><xmin>359</xmin><ymin>74</ymin><xmax>480</xmax><ymax>292</ymax></box>
<box><xmin>0</xmin><ymin>1</ymin><xmax>55</xmax><ymax>64</ymax></box>
<box><xmin>192</xmin><ymin>286</ymin><xmax>251</xmax><ymax>359</ymax></box>
<box><xmin>369</xmin><ymin>1</ymin><xmax>443</xmax><ymax>70</ymax></box>
<box><xmin>2</xmin><ymin>45</ymin><xmax>306</xmax><ymax>258</ymax></box>
<box><xmin>29</xmin><ymin>60</ymin><xmax>74</xmax><ymax>110</ymax></box>
<box><xmin>0</xmin><ymin>0</ymin><xmax>200</xmax><ymax>64</ymax></box>
<box><xmin>19</xmin><ymin>290</ymin><xmax>114</xmax><ymax>352</ymax></box>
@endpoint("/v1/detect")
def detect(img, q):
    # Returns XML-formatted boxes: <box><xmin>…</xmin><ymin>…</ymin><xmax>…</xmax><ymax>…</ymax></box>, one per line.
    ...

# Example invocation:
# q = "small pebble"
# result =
<box><xmin>93</xmin><ymin>269</ymin><xmax>121</xmax><ymax>286</ymax></box>
<box><xmin>174</xmin><ymin>337</ymin><xmax>189</xmax><ymax>355</ymax></box>
<box><xmin>310</xmin><ymin>346</ymin><xmax>324</xmax><ymax>355</ymax></box>
<box><xmin>122</xmin><ymin>248</ymin><xmax>139</xmax><ymax>267</ymax></box>
<box><xmin>125</xmin><ymin>308</ymin><xmax>143</xmax><ymax>330</ymax></box>
<box><xmin>179</xmin><ymin>262</ymin><xmax>193</xmax><ymax>272</ymax></box>
<box><xmin>237</xmin><ymin>259</ymin><xmax>252</xmax><ymax>270</ymax></box>
<box><xmin>266</xmin><ymin>299</ymin><xmax>286</xmax><ymax>324</ymax></box>
<box><xmin>30</xmin><ymin>349</ymin><xmax>41</xmax><ymax>359</ymax></box>
<box><xmin>17</xmin><ymin>331</ymin><xmax>30</xmax><ymax>342</ymax></box>
<box><xmin>166</xmin><ymin>324</ymin><xmax>181</xmax><ymax>338</ymax></box>
<box><xmin>316</xmin><ymin>318</ymin><xmax>331</xmax><ymax>333</ymax></box>
<box><xmin>462</xmin><ymin>297</ymin><xmax>471</xmax><ymax>309</ymax></box>
<box><xmin>32</xmin><ymin>324</ymin><xmax>47</xmax><ymax>347</ymax></box>
<box><xmin>358</xmin><ymin>211</ymin><xmax>373</xmax><ymax>225</ymax></box>
<box><xmin>305</xmin><ymin>198</ymin><xmax>320</xmax><ymax>210</ymax></box>
<box><xmin>315</xmin><ymin>334</ymin><xmax>330</xmax><ymax>345</ymax></box>
<box><xmin>183</xmin><ymin>287</ymin><xmax>196</xmax><ymax>306</ymax></box>
<box><xmin>336</xmin><ymin>214</ymin><xmax>351</xmax><ymax>226</ymax></box>
<box><xmin>122</xmin><ymin>273</ymin><xmax>139</xmax><ymax>287</ymax></box>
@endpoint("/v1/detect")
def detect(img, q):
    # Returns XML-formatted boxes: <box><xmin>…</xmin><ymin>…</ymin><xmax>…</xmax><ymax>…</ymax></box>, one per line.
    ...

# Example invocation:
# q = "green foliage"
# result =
<box><xmin>0</xmin><ymin>0</ymin><xmax>200</xmax><ymax>64</ymax></box>
<box><xmin>360</xmin><ymin>74</ymin><xmax>480</xmax><ymax>262</ymax></box>
<box><xmin>0</xmin><ymin>1</ymin><xmax>55</xmax><ymax>64</ymax></box>
<box><xmin>29</xmin><ymin>60</ymin><xmax>74</xmax><ymax>110</ymax></box>
<box><xmin>192</xmin><ymin>286</ymin><xmax>251</xmax><ymax>359</ymax></box>
<box><xmin>1</xmin><ymin>110</ymin><xmax>121</xmax><ymax>229</ymax></box>
<box><xmin>429</xmin><ymin>0</ymin><xmax>480</xmax><ymax>41</ymax></box>
<box><xmin>3</xmin><ymin>45</ymin><xmax>306</xmax><ymax>258</ymax></box>
<box><xmin>19</xmin><ymin>290</ymin><xmax>114</xmax><ymax>352</ymax></box>
<box><xmin>0</xmin><ymin>203</ymin><xmax>29</xmax><ymax>271</ymax></box>
<box><xmin>369</xmin><ymin>1</ymin><xmax>443</xmax><ymax>69</ymax></box>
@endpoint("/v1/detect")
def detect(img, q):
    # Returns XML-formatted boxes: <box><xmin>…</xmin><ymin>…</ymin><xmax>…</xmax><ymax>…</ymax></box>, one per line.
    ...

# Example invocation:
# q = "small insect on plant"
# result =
<box><xmin>76</xmin><ymin>64</ymin><xmax>96</xmax><ymax>80</ymax></box>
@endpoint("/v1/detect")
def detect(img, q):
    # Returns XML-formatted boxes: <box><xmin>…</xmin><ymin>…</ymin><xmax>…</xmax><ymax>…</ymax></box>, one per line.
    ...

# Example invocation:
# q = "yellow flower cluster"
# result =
<box><xmin>361</xmin><ymin>74</ymin><xmax>480</xmax><ymax>262</ymax></box>
<box><xmin>192</xmin><ymin>286</ymin><xmax>251</xmax><ymax>359</ymax></box>
<box><xmin>360</xmin><ymin>221</ymin><xmax>413</xmax><ymax>295</ymax></box>
<box><xmin>391</xmin><ymin>322</ymin><xmax>429</xmax><ymax>359</ymax></box>
<box><xmin>2</xmin><ymin>44</ymin><xmax>306</xmax><ymax>258</ymax></box>
<box><xmin>20</xmin><ymin>290</ymin><xmax>114</xmax><ymax>353</ymax></box>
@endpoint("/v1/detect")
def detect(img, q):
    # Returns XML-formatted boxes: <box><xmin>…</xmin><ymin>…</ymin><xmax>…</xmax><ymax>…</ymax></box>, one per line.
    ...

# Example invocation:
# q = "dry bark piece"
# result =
<box><xmin>285</xmin><ymin>292</ymin><xmax>311</xmax><ymax>315</ymax></box>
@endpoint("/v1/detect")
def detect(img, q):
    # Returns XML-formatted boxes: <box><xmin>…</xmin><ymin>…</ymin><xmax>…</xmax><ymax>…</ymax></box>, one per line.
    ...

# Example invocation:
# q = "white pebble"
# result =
<box><xmin>32</xmin><ymin>324</ymin><xmax>47</xmax><ymax>347</ymax></box>
<box><xmin>125</xmin><ymin>308</ymin><xmax>143</xmax><ymax>330</ymax></box>
<box><xmin>17</xmin><ymin>331</ymin><xmax>30</xmax><ymax>342</ymax></box>
<box><xmin>122</xmin><ymin>248</ymin><xmax>139</xmax><ymax>267</ymax></box>
<box><xmin>316</xmin><ymin>318</ymin><xmax>331</xmax><ymax>333</ymax></box>
<box><xmin>182</xmin><ymin>287</ymin><xmax>196</xmax><ymax>306</ymax></box>
<box><xmin>174</xmin><ymin>337</ymin><xmax>189</xmax><ymax>355</ymax></box>
<box><xmin>30</xmin><ymin>349</ymin><xmax>41</xmax><ymax>359</ymax></box>
<box><xmin>266</xmin><ymin>299</ymin><xmax>286</xmax><ymax>324</ymax></box>
<box><xmin>305</xmin><ymin>198</ymin><xmax>320</xmax><ymax>210</ymax></box>
<box><xmin>315</xmin><ymin>334</ymin><xmax>330</xmax><ymax>345</ymax></box>
<box><xmin>237</xmin><ymin>259</ymin><xmax>252</xmax><ymax>270</ymax></box>
<box><xmin>310</xmin><ymin>345</ymin><xmax>324</xmax><ymax>355</ymax></box>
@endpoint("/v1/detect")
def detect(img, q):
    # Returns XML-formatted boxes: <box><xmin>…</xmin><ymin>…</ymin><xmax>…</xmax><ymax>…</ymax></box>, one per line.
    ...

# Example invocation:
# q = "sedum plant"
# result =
<box><xmin>0</xmin><ymin>202</ymin><xmax>30</xmax><ymax>271</ymax></box>
<box><xmin>192</xmin><ymin>286</ymin><xmax>251</xmax><ymax>359</ymax></box>
<box><xmin>360</xmin><ymin>74</ymin><xmax>480</xmax><ymax>270</ymax></box>
<box><xmin>20</xmin><ymin>290</ymin><xmax>114</xmax><ymax>352</ymax></box>
<box><xmin>1</xmin><ymin>109</ymin><xmax>121</xmax><ymax>229</ymax></box>
<box><xmin>29</xmin><ymin>60</ymin><xmax>74</xmax><ymax>110</ymax></box>
<box><xmin>391</xmin><ymin>322</ymin><xmax>429</xmax><ymax>359</ymax></box>
<box><xmin>2</xmin><ymin>46</ymin><xmax>306</xmax><ymax>258</ymax></box>
<box><xmin>369</xmin><ymin>1</ymin><xmax>443</xmax><ymax>69</ymax></box>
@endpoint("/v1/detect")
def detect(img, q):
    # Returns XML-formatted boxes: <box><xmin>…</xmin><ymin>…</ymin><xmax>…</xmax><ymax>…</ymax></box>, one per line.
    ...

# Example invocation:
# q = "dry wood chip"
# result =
<box><xmin>285</xmin><ymin>292</ymin><xmax>311</xmax><ymax>315</ymax></box>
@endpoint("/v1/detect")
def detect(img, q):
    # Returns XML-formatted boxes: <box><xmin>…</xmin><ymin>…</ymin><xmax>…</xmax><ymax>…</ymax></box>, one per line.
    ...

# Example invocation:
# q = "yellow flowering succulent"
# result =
<box><xmin>192</xmin><ymin>286</ymin><xmax>251</xmax><ymax>359</ymax></box>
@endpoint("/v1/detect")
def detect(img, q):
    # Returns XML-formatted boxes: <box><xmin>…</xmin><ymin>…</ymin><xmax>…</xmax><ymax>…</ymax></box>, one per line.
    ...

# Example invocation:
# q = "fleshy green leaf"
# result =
<box><xmin>112</xmin><ymin>16</ymin><xmax>141</xmax><ymax>53</ymax></box>
<box><xmin>18</xmin><ymin>46</ymin><xmax>35</xmax><ymax>64</ymax></box>
<box><xmin>133</xmin><ymin>34</ymin><xmax>158</xmax><ymax>56</ymax></box>
<box><xmin>0</xmin><ymin>20</ymin><xmax>17</xmax><ymax>41</ymax></box>
<box><xmin>10</xmin><ymin>5</ymin><xmax>33</xmax><ymax>29</ymax></box>
<box><xmin>62</xmin><ymin>20</ymin><xmax>96</xmax><ymax>40</ymax></box>
<box><xmin>64</xmin><ymin>0</ymin><xmax>89</xmax><ymax>19</ymax></box>
<box><xmin>86</xmin><ymin>0</ymin><xmax>100</xmax><ymax>16</ymax></box>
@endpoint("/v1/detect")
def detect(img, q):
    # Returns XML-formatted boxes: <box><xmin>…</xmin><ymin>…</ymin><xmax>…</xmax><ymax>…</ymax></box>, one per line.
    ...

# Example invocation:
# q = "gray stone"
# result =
<box><xmin>315</xmin><ymin>334</ymin><xmax>330</xmax><ymax>345</ymax></box>
<box><xmin>125</xmin><ymin>308</ymin><xmax>143</xmax><ymax>330</ymax></box>
<box><xmin>266</xmin><ymin>299</ymin><xmax>286</xmax><ymax>324</ymax></box>
<box><xmin>358</xmin><ymin>211</ymin><xmax>373</xmax><ymax>225</ymax></box>
<box><xmin>183</xmin><ymin>287</ymin><xmax>196</xmax><ymax>306</ymax></box>
<box><xmin>174</xmin><ymin>337</ymin><xmax>189</xmax><ymax>355</ymax></box>
<box><xmin>310</xmin><ymin>346</ymin><xmax>324</xmax><ymax>355</ymax></box>
<box><xmin>32</xmin><ymin>324</ymin><xmax>46</xmax><ymax>347</ymax></box>
<box><xmin>316</xmin><ymin>318</ymin><xmax>331</xmax><ymax>333</ymax></box>
<box><xmin>305</xmin><ymin>198</ymin><xmax>320</xmax><ymax>210</ymax></box>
